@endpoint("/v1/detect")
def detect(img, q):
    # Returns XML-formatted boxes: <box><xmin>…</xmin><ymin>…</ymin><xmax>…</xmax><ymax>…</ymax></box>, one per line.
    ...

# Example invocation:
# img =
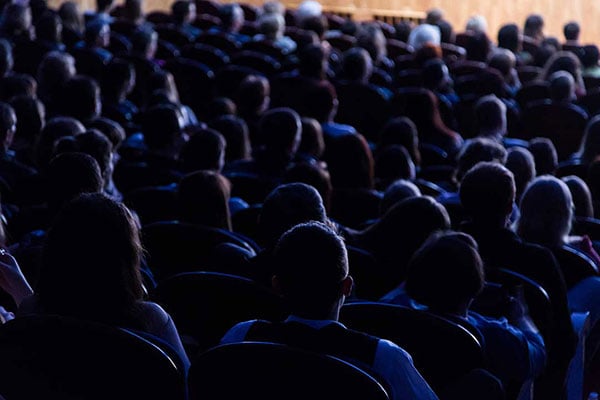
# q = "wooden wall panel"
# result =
<box><xmin>47</xmin><ymin>0</ymin><xmax>600</xmax><ymax>46</ymax></box>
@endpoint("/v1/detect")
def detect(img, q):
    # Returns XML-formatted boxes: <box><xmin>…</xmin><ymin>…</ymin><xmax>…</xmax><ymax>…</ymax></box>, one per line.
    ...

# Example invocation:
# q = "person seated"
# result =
<box><xmin>177</xmin><ymin>170</ymin><xmax>232</xmax><ymax>231</ymax></box>
<box><xmin>85</xmin><ymin>0</ymin><xmax>115</xmax><ymax>24</ymax></box>
<box><xmin>305</xmin><ymin>81</ymin><xmax>357</xmax><ymax>140</ymax></box>
<box><xmin>220</xmin><ymin>221</ymin><xmax>440</xmax><ymax>400</ymax></box>
<box><xmin>497</xmin><ymin>23</ymin><xmax>530</xmax><ymax>66</ymax></box>
<box><xmin>179</xmin><ymin>127</ymin><xmax>225</xmax><ymax>173</ymax></box>
<box><xmin>379</xmin><ymin>179</ymin><xmax>421</xmax><ymax>216</ymax></box>
<box><xmin>374</xmin><ymin>145</ymin><xmax>416</xmax><ymax>192</ymax></box>
<box><xmin>505</xmin><ymin>147</ymin><xmax>536</xmax><ymax>203</ymax></box>
<box><xmin>488</xmin><ymin>48</ymin><xmax>521</xmax><ymax>96</ymax></box>
<box><xmin>208</xmin><ymin>115</ymin><xmax>252</xmax><ymax>164</ymax></box>
<box><xmin>57</xmin><ymin>75</ymin><xmax>102</xmax><ymax>126</ymax></box>
<box><xmin>171</xmin><ymin>0</ymin><xmax>200</xmax><ymax>40</ymax></box>
<box><xmin>563</xmin><ymin>175</ymin><xmax>594</xmax><ymax>219</ymax></box>
<box><xmin>74</xmin><ymin>19</ymin><xmax>113</xmax><ymax>66</ymax></box>
<box><xmin>34</xmin><ymin>12</ymin><xmax>66</xmax><ymax>53</ymax></box>
<box><xmin>58</xmin><ymin>1</ymin><xmax>84</xmax><ymax>49</ymax></box>
<box><xmin>562</xmin><ymin>21</ymin><xmax>581</xmax><ymax>50</ymax></box>
<box><xmin>0</xmin><ymin>102</ymin><xmax>36</xmax><ymax>191</ymax></box>
<box><xmin>459</xmin><ymin>162</ymin><xmax>576</xmax><ymax>399</ymax></box>
<box><xmin>394</xmin><ymin>230</ymin><xmax>546</xmax><ymax>391</ymax></box>
<box><xmin>208</xmin><ymin>3</ymin><xmax>250</xmax><ymax>44</ymax></box>
<box><xmin>224</xmin><ymin>107</ymin><xmax>301</xmax><ymax>185</ymax></box>
<box><xmin>101</xmin><ymin>58</ymin><xmax>138</xmax><ymax>127</ymax></box>
<box><xmin>473</xmin><ymin>94</ymin><xmax>508</xmax><ymax>143</ymax></box>
<box><xmin>407</xmin><ymin>23</ymin><xmax>441</xmax><ymax>52</ymax></box>
<box><xmin>8</xmin><ymin>95</ymin><xmax>45</xmax><ymax>168</ymax></box>
<box><xmin>254</xmin><ymin>12</ymin><xmax>296</xmax><ymax>55</ymax></box>
<box><xmin>528</xmin><ymin>137</ymin><xmax>558</xmax><ymax>176</ymax></box>
<box><xmin>36</xmin><ymin>51</ymin><xmax>77</xmax><ymax>118</ymax></box>
<box><xmin>523</xmin><ymin>14</ymin><xmax>545</xmax><ymax>44</ymax></box>
<box><xmin>0</xmin><ymin>192</ymin><xmax>190</xmax><ymax>370</ymax></box>
<box><xmin>581</xmin><ymin>45</ymin><xmax>600</xmax><ymax>78</ymax></box>
<box><xmin>146</xmin><ymin>70</ymin><xmax>198</xmax><ymax>130</ymax></box>
<box><xmin>541</xmin><ymin>51</ymin><xmax>587</xmax><ymax>99</ymax></box>
<box><xmin>121</xmin><ymin>26</ymin><xmax>161</xmax><ymax>107</ymax></box>
<box><xmin>356</xmin><ymin>23</ymin><xmax>394</xmax><ymax>76</ymax></box>
<box><xmin>338</xmin><ymin>47</ymin><xmax>392</xmax><ymax>99</ymax></box>
<box><xmin>234</xmin><ymin>74</ymin><xmax>270</xmax><ymax>146</ymax></box>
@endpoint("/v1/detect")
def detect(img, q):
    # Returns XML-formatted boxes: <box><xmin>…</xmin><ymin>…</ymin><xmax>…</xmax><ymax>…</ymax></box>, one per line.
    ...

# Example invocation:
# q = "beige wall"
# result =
<box><xmin>50</xmin><ymin>0</ymin><xmax>600</xmax><ymax>46</ymax></box>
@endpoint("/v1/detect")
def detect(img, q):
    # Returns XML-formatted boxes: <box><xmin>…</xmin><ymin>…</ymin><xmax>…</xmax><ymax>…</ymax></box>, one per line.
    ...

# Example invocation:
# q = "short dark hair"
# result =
<box><xmin>529</xmin><ymin>137</ymin><xmax>558</xmax><ymax>175</ymax></box>
<box><xmin>273</xmin><ymin>221</ymin><xmax>348</xmax><ymax>316</ymax></box>
<box><xmin>179</xmin><ymin>127</ymin><xmax>226</xmax><ymax>172</ymax></box>
<box><xmin>563</xmin><ymin>21</ymin><xmax>580</xmax><ymax>41</ymax></box>
<box><xmin>405</xmin><ymin>231</ymin><xmax>484</xmax><ymax>312</ymax></box>
<box><xmin>258</xmin><ymin>107</ymin><xmax>301</xmax><ymax>154</ymax></box>
<box><xmin>455</xmin><ymin>137</ymin><xmax>507</xmax><ymax>182</ymax></box>
<box><xmin>497</xmin><ymin>23</ymin><xmax>520</xmax><ymax>52</ymax></box>
<box><xmin>177</xmin><ymin>170</ymin><xmax>231</xmax><ymax>230</ymax></box>
<box><xmin>459</xmin><ymin>161</ymin><xmax>516</xmax><ymax>223</ymax></box>
<box><xmin>141</xmin><ymin>104</ymin><xmax>182</xmax><ymax>151</ymax></box>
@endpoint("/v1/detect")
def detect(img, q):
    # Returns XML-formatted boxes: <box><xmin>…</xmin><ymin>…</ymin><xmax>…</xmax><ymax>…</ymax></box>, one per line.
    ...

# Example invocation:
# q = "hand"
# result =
<box><xmin>0</xmin><ymin>249</ymin><xmax>33</xmax><ymax>306</ymax></box>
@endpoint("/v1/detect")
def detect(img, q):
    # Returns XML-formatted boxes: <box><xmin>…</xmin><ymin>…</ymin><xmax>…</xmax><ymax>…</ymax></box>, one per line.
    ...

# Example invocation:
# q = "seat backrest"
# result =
<box><xmin>230</xmin><ymin>50</ymin><xmax>281</xmax><ymax>76</ymax></box>
<box><xmin>188</xmin><ymin>341</ymin><xmax>389</xmax><ymax>400</ymax></box>
<box><xmin>151</xmin><ymin>271</ymin><xmax>288</xmax><ymax>353</ymax></box>
<box><xmin>141</xmin><ymin>220</ymin><xmax>257</xmax><ymax>281</ymax></box>
<box><xmin>0</xmin><ymin>315</ymin><xmax>185</xmax><ymax>400</ymax></box>
<box><xmin>339</xmin><ymin>301</ymin><xmax>484</xmax><ymax>392</ymax></box>
<box><xmin>123</xmin><ymin>183</ymin><xmax>179</xmax><ymax>225</ymax></box>
<box><xmin>554</xmin><ymin>244</ymin><xmax>599</xmax><ymax>289</ymax></box>
<box><xmin>181</xmin><ymin>43</ymin><xmax>230</xmax><ymax>70</ymax></box>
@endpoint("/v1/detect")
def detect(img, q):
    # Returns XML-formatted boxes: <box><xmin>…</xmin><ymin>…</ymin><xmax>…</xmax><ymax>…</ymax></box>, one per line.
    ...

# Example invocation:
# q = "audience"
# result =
<box><xmin>0</xmin><ymin>1</ymin><xmax>600</xmax><ymax>397</ymax></box>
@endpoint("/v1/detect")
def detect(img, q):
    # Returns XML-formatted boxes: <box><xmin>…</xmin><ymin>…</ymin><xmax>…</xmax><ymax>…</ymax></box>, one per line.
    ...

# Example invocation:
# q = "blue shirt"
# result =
<box><xmin>221</xmin><ymin>315</ymin><xmax>439</xmax><ymax>400</ymax></box>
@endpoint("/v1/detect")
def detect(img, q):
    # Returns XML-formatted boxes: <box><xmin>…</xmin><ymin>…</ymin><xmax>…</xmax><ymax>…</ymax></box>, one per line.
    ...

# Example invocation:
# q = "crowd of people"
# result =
<box><xmin>0</xmin><ymin>0</ymin><xmax>599</xmax><ymax>398</ymax></box>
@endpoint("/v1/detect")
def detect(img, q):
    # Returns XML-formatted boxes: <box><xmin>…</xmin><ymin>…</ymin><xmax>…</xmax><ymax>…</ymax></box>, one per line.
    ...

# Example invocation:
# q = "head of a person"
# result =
<box><xmin>9</xmin><ymin>95</ymin><xmax>45</xmax><ymax>146</ymax></box>
<box><xmin>361</xmin><ymin>196</ymin><xmax>451</xmax><ymax>281</ymax></box>
<box><xmin>455</xmin><ymin>137</ymin><xmax>508</xmax><ymax>183</ymax></box>
<box><xmin>141</xmin><ymin>103</ymin><xmax>185</xmax><ymax>153</ymax></box>
<box><xmin>405</xmin><ymin>231</ymin><xmax>484</xmax><ymax>314</ymax></box>
<box><xmin>379</xmin><ymin>116</ymin><xmax>421</xmax><ymax>167</ymax></box>
<box><xmin>35</xmin><ymin>116</ymin><xmax>85</xmax><ymax>169</ymax></box>
<box><xmin>505</xmin><ymin>147</ymin><xmax>536</xmax><ymax>202</ymax></box>
<box><xmin>529</xmin><ymin>137</ymin><xmax>558</xmax><ymax>175</ymax></box>
<box><xmin>171</xmin><ymin>0</ymin><xmax>195</xmax><ymax>25</ymax></box>
<box><xmin>38</xmin><ymin>192</ymin><xmax>144</xmax><ymax>324</ymax></box>
<box><xmin>88</xmin><ymin>117</ymin><xmax>126</xmax><ymax>151</ymax></box>
<box><xmin>474</xmin><ymin>94</ymin><xmax>507</xmax><ymax>140</ymax></box>
<box><xmin>435</xmin><ymin>19</ymin><xmax>454</xmax><ymax>44</ymax></box>
<box><xmin>259</xmin><ymin>182</ymin><xmax>327</xmax><ymax>249</ymax></box>
<box><xmin>465</xmin><ymin>15</ymin><xmax>487</xmax><ymax>34</ymax></box>
<box><xmin>380</xmin><ymin>179</ymin><xmax>421</xmax><ymax>215</ymax></box>
<box><xmin>179</xmin><ymin>127</ymin><xmax>226</xmax><ymax>172</ymax></box>
<box><xmin>425</xmin><ymin>8</ymin><xmax>443</xmax><ymax>25</ymax></box>
<box><xmin>563</xmin><ymin>21</ymin><xmax>580</xmax><ymax>42</ymax></box>
<box><xmin>582</xmin><ymin>45</ymin><xmax>600</xmax><ymax>69</ymax></box>
<box><xmin>542</xmin><ymin>51</ymin><xmax>582</xmax><ymax>83</ymax></box>
<box><xmin>219</xmin><ymin>3</ymin><xmax>244</xmax><ymax>33</ymax></box>
<box><xmin>35</xmin><ymin>11</ymin><xmax>62</xmax><ymax>43</ymax></box>
<box><xmin>273</xmin><ymin>221</ymin><xmax>351</xmax><ymax>319</ymax></box>
<box><xmin>460</xmin><ymin>161</ymin><xmax>515</xmax><ymax>228</ymax></box>
<box><xmin>401</xmin><ymin>88</ymin><xmax>448</xmax><ymax>137</ymax></box>
<box><xmin>562</xmin><ymin>175</ymin><xmax>593</xmax><ymax>218</ymax></box>
<box><xmin>96</xmin><ymin>0</ymin><xmax>114</xmax><ymax>13</ymax></box>
<box><xmin>394</xmin><ymin>20</ymin><xmax>413</xmax><ymax>42</ymax></box>
<box><xmin>523</xmin><ymin>14</ymin><xmax>544</xmax><ymax>42</ymax></box>
<box><xmin>422</xmin><ymin>58</ymin><xmax>452</xmax><ymax>93</ymax></box>
<box><xmin>295</xmin><ymin>0</ymin><xmax>322</xmax><ymax>28</ymax></box>
<box><xmin>298</xmin><ymin>43</ymin><xmax>328</xmax><ymax>80</ymax></box>
<box><xmin>236</xmin><ymin>74</ymin><xmax>270</xmax><ymax>116</ymax></box>
<box><xmin>0</xmin><ymin>102</ymin><xmax>16</xmax><ymax>152</ymax></box>
<box><xmin>305</xmin><ymin>81</ymin><xmax>337</xmax><ymax>123</ymax></box>
<box><xmin>258</xmin><ymin>11</ymin><xmax>284</xmax><ymax>40</ymax></box>
<box><xmin>488</xmin><ymin>48</ymin><xmax>516</xmax><ymax>81</ymax></box>
<box><xmin>60</xmin><ymin>75</ymin><xmax>101</xmax><ymax>123</ymax></box>
<box><xmin>208</xmin><ymin>115</ymin><xmax>251</xmax><ymax>162</ymax></box>
<box><xmin>45</xmin><ymin>151</ymin><xmax>104</xmax><ymax>212</ymax></box>
<box><xmin>301</xmin><ymin>15</ymin><xmax>328</xmax><ymax>41</ymax></box>
<box><xmin>84</xmin><ymin>19</ymin><xmax>110</xmax><ymax>48</ymax></box>
<box><xmin>407</xmin><ymin>23</ymin><xmax>440</xmax><ymax>51</ymax></box>
<box><xmin>123</xmin><ymin>0</ymin><xmax>143</xmax><ymax>24</ymax></box>
<box><xmin>37</xmin><ymin>51</ymin><xmax>76</xmax><ymax>102</ymax></box>
<box><xmin>1</xmin><ymin>3</ymin><xmax>32</xmax><ymax>38</ymax></box>
<box><xmin>298</xmin><ymin>117</ymin><xmax>325</xmax><ymax>159</ymax></box>
<box><xmin>283</xmin><ymin>162</ymin><xmax>332</xmax><ymax>212</ymax></box>
<box><xmin>341</xmin><ymin>47</ymin><xmax>373</xmax><ymax>83</ymax></box>
<box><xmin>263</xmin><ymin>0</ymin><xmax>284</xmax><ymax>16</ymax></box>
<box><xmin>326</xmin><ymin>133</ymin><xmax>375</xmax><ymax>190</ymax></box>
<box><xmin>579</xmin><ymin>115</ymin><xmax>600</xmax><ymax>165</ymax></box>
<box><xmin>148</xmin><ymin>70</ymin><xmax>180</xmax><ymax>104</ymax></box>
<box><xmin>375</xmin><ymin>145</ymin><xmax>416</xmax><ymax>190</ymax></box>
<box><xmin>464</xmin><ymin>30</ymin><xmax>491</xmax><ymax>62</ymax></box>
<box><xmin>206</xmin><ymin>97</ymin><xmax>237</xmax><ymax>121</ymax></box>
<box><xmin>131</xmin><ymin>26</ymin><xmax>158</xmax><ymax>59</ymax></box>
<box><xmin>71</xmin><ymin>129</ymin><xmax>113</xmax><ymax>182</ymax></box>
<box><xmin>58</xmin><ymin>1</ymin><xmax>83</xmax><ymax>33</ymax></box>
<box><xmin>177</xmin><ymin>170</ymin><xmax>232</xmax><ymax>230</ymax></box>
<box><xmin>258</xmin><ymin>107</ymin><xmax>301</xmax><ymax>159</ymax></box>
<box><xmin>548</xmin><ymin>70</ymin><xmax>576</xmax><ymax>102</ymax></box>
<box><xmin>497</xmin><ymin>23</ymin><xmax>521</xmax><ymax>53</ymax></box>
<box><xmin>0</xmin><ymin>73</ymin><xmax>36</xmax><ymax>101</ymax></box>
<box><xmin>0</xmin><ymin>38</ymin><xmax>12</xmax><ymax>77</ymax></box>
<box><xmin>356</xmin><ymin>23</ymin><xmax>387</xmax><ymax>64</ymax></box>
<box><xmin>516</xmin><ymin>175</ymin><xmax>574</xmax><ymax>247</ymax></box>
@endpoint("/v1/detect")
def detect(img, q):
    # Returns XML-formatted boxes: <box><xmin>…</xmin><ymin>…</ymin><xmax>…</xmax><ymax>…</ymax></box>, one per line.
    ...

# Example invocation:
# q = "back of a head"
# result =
<box><xmin>236</xmin><ymin>74</ymin><xmax>270</xmax><ymax>115</ymax></box>
<box><xmin>179</xmin><ymin>127</ymin><xmax>226</xmax><ymax>172</ymax></box>
<box><xmin>326</xmin><ymin>133</ymin><xmax>375</xmax><ymax>190</ymax></box>
<box><xmin>563</xmin><ymin>175</ymin><xmax>593</xmax><ymax>218</ymax></box>
<box><xmin>295</xmin><ymin>0</ymin><xmax>322</xmax><ymax>27</ymax></box>
<box><xmin>456</xmin><ymin>137</ymin><xmax>508</xmax><ymax>182</ymax></box>
<box><xmin>342</xmin><ymin>47</ymin><xmax>372</xmax><ymax>82</ymax></box>
<box><xmin>524</xmin><ymin>14</ymin><xmax>544</xmax><ymax>39</ymax></box>
<box><xmin>298</xmin><ymin>43</ymin><xmax>327</xmax><ymax>79</ymax></box>
<box><xmin>505</xmin><ymin>147</ymin><xmax>536</xmax><ymax>201</ymax></box>
<box><xmin>209</xmin><ymin>115</ymin><xmax>250</xmax><ymax>162</ymax></box>
<box><xmin>298</xmin><ymin>116</ymin><xmax>324</xmax><ymax>159</ymax></box>
<box><xmin>73</xmin><ymin>129</ymin><xmax>113</xmax><ymax>180</ymax></box>
<box><xmin>35</xmin><ymin>12</ymin><xmax>62</xmax><ymax>43</ymax></box>
<box><xmin>177</xmin><ymin>170</ymin><xmax>231</xmax><ymax>230</ymax></box>
<box><xmin>258</xmin><ymin>12</ymin><xmax>284</xmax><ymax>39</ymax></box>
<box><xmin>46</xmin><ymin>152</ymin><xmax>103</xmax><ymax>212</ymax></box>
<box><xmin>219</xmin><ymin>3</ymin><xmax>244</xmax><ymax>31</ymax></box>
<box><xmin>39</xmin><ymin>192</ymin><xmax>143</xmax><ymax>320</ymax></box>
<box><xmin>258</xmin><ymin>107</ymin><xmax>301</xmax><ymax>154</ymax></box>
<box><xmin>465</xmin><ymin>15</ymin><xmax>487</xmax><ymax>34</ymax></box>
<box><xmin>380</xmin><ymin>179</ymin><xmax>421</xmax><ymax>215</ymax></box>
<box><xmin>259</xmin><ymin>182</ymin><xmax>327</xmax><ymax>248</ymax></box>
<box><xmin>379</xmin><ymin>116</ymin><xmax>420</xmax><ymax>166</ymax></box>
<box><xmin>58</xmin><ymin>1</ymin><xmax>83</xmax><ymax>32</ymax></box>
<box><xmin>130</xmin><ymin>27</ymin><xmax>157</xmax><ymax>57</ymax></box>
<box><xmin>61</xmin><ymin>75</ymin><xmax>100</xmax><ymax>122</ymax></box>
<box><xmin>517</xmin><ymin>175</ymin><xmax>573</xmax><ymax>247</ymax></box>
<box><xmin>304</xmin><ymin>81</ymin><xmax>337</xmax><ymax>123</ymax></box>
<box><xmin>282</xmin><ymin>162</ymin><xmax>332</xmax><ymax>212</ymax></box>
<box><xmin>375</xmin><ymin>145</ymin><xmax>416</xmax><ymax>188</ymax></box>
<box><xmin>563</xmin><ymin>21</ymin><xmax>580</xmax><ymax>41</ymax></box>
<box><xmin>497</xmin><ymin>23</ymin><xmax>520</xmax><ymax>52</ymax></box>
<box><xmin>580</xmin><ymin>115</ymin><xmax>600</xmax><ymax>165</ymax></box>
<box><xmin>36</xmin><ymin>116</ymin><xmax>85</xmax><ymax>169</ymax></box>
<box><xmin>37</xmin><ymin>51</ymin><xmax>76</xmax><ymax>96</ymax></box>
<box><xmin>141</xmin><ymin>104</ymin><xmax>183</xmax><ymax>151</ymax></box>
<box><xmin>273</xmin><ymin>221</ymin><xmax>347</xmax><ymax>317</ymax></box>
<box><xmin>582</xmin><ymin>45</ymin><xmax>599</xmax><ymax>69</ymax></box>
<box><xmin>88</xmin><ymin>117</ymin><xmax>126</xmax><ymax>150</ymax></box>
<box><xmin>171</xmin><ymin>0</ymin><xmax>191</xmax><ymax>24</ymax></box>
<box><xmin>474</xmin><ymin>94</ymin><xmax>507</xmax><ymax>139</ymax></box>
<box><xmin>549</xmin><ymin>70</ymin><xmax>575</xmax><ymax>102</ymax></box>
<box><xmin>529</xmin><ymin>137</ymin><xmax>558</xmax><ymax>175</ymax></box>
<box><xmin>9</xmin><ymin>95</ymin><xmax>45</xmax><ymax>144</ymax></box>
<box><xmin>407</xmin><ymin>23</ymin><xmax>440</xmax><ymax>51</ymax></box>
<box><xmin>459</xmin><ymin>161</ymin><xmax>516</xmax><ymax>225</ymax></box>
<box><xmin>425</xmin><ymin>8</ymin><xmax>443</xmax><ymax>25</ymax></box>
<box><xmin>405</xmin><ymin>231</ymin><xmax>484</xmax><ymax>313</ymax></box>
<box><xmin>488</xmin><ymin>48</ymin><xmax>516</xmax><ymax>78</ymax></box>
